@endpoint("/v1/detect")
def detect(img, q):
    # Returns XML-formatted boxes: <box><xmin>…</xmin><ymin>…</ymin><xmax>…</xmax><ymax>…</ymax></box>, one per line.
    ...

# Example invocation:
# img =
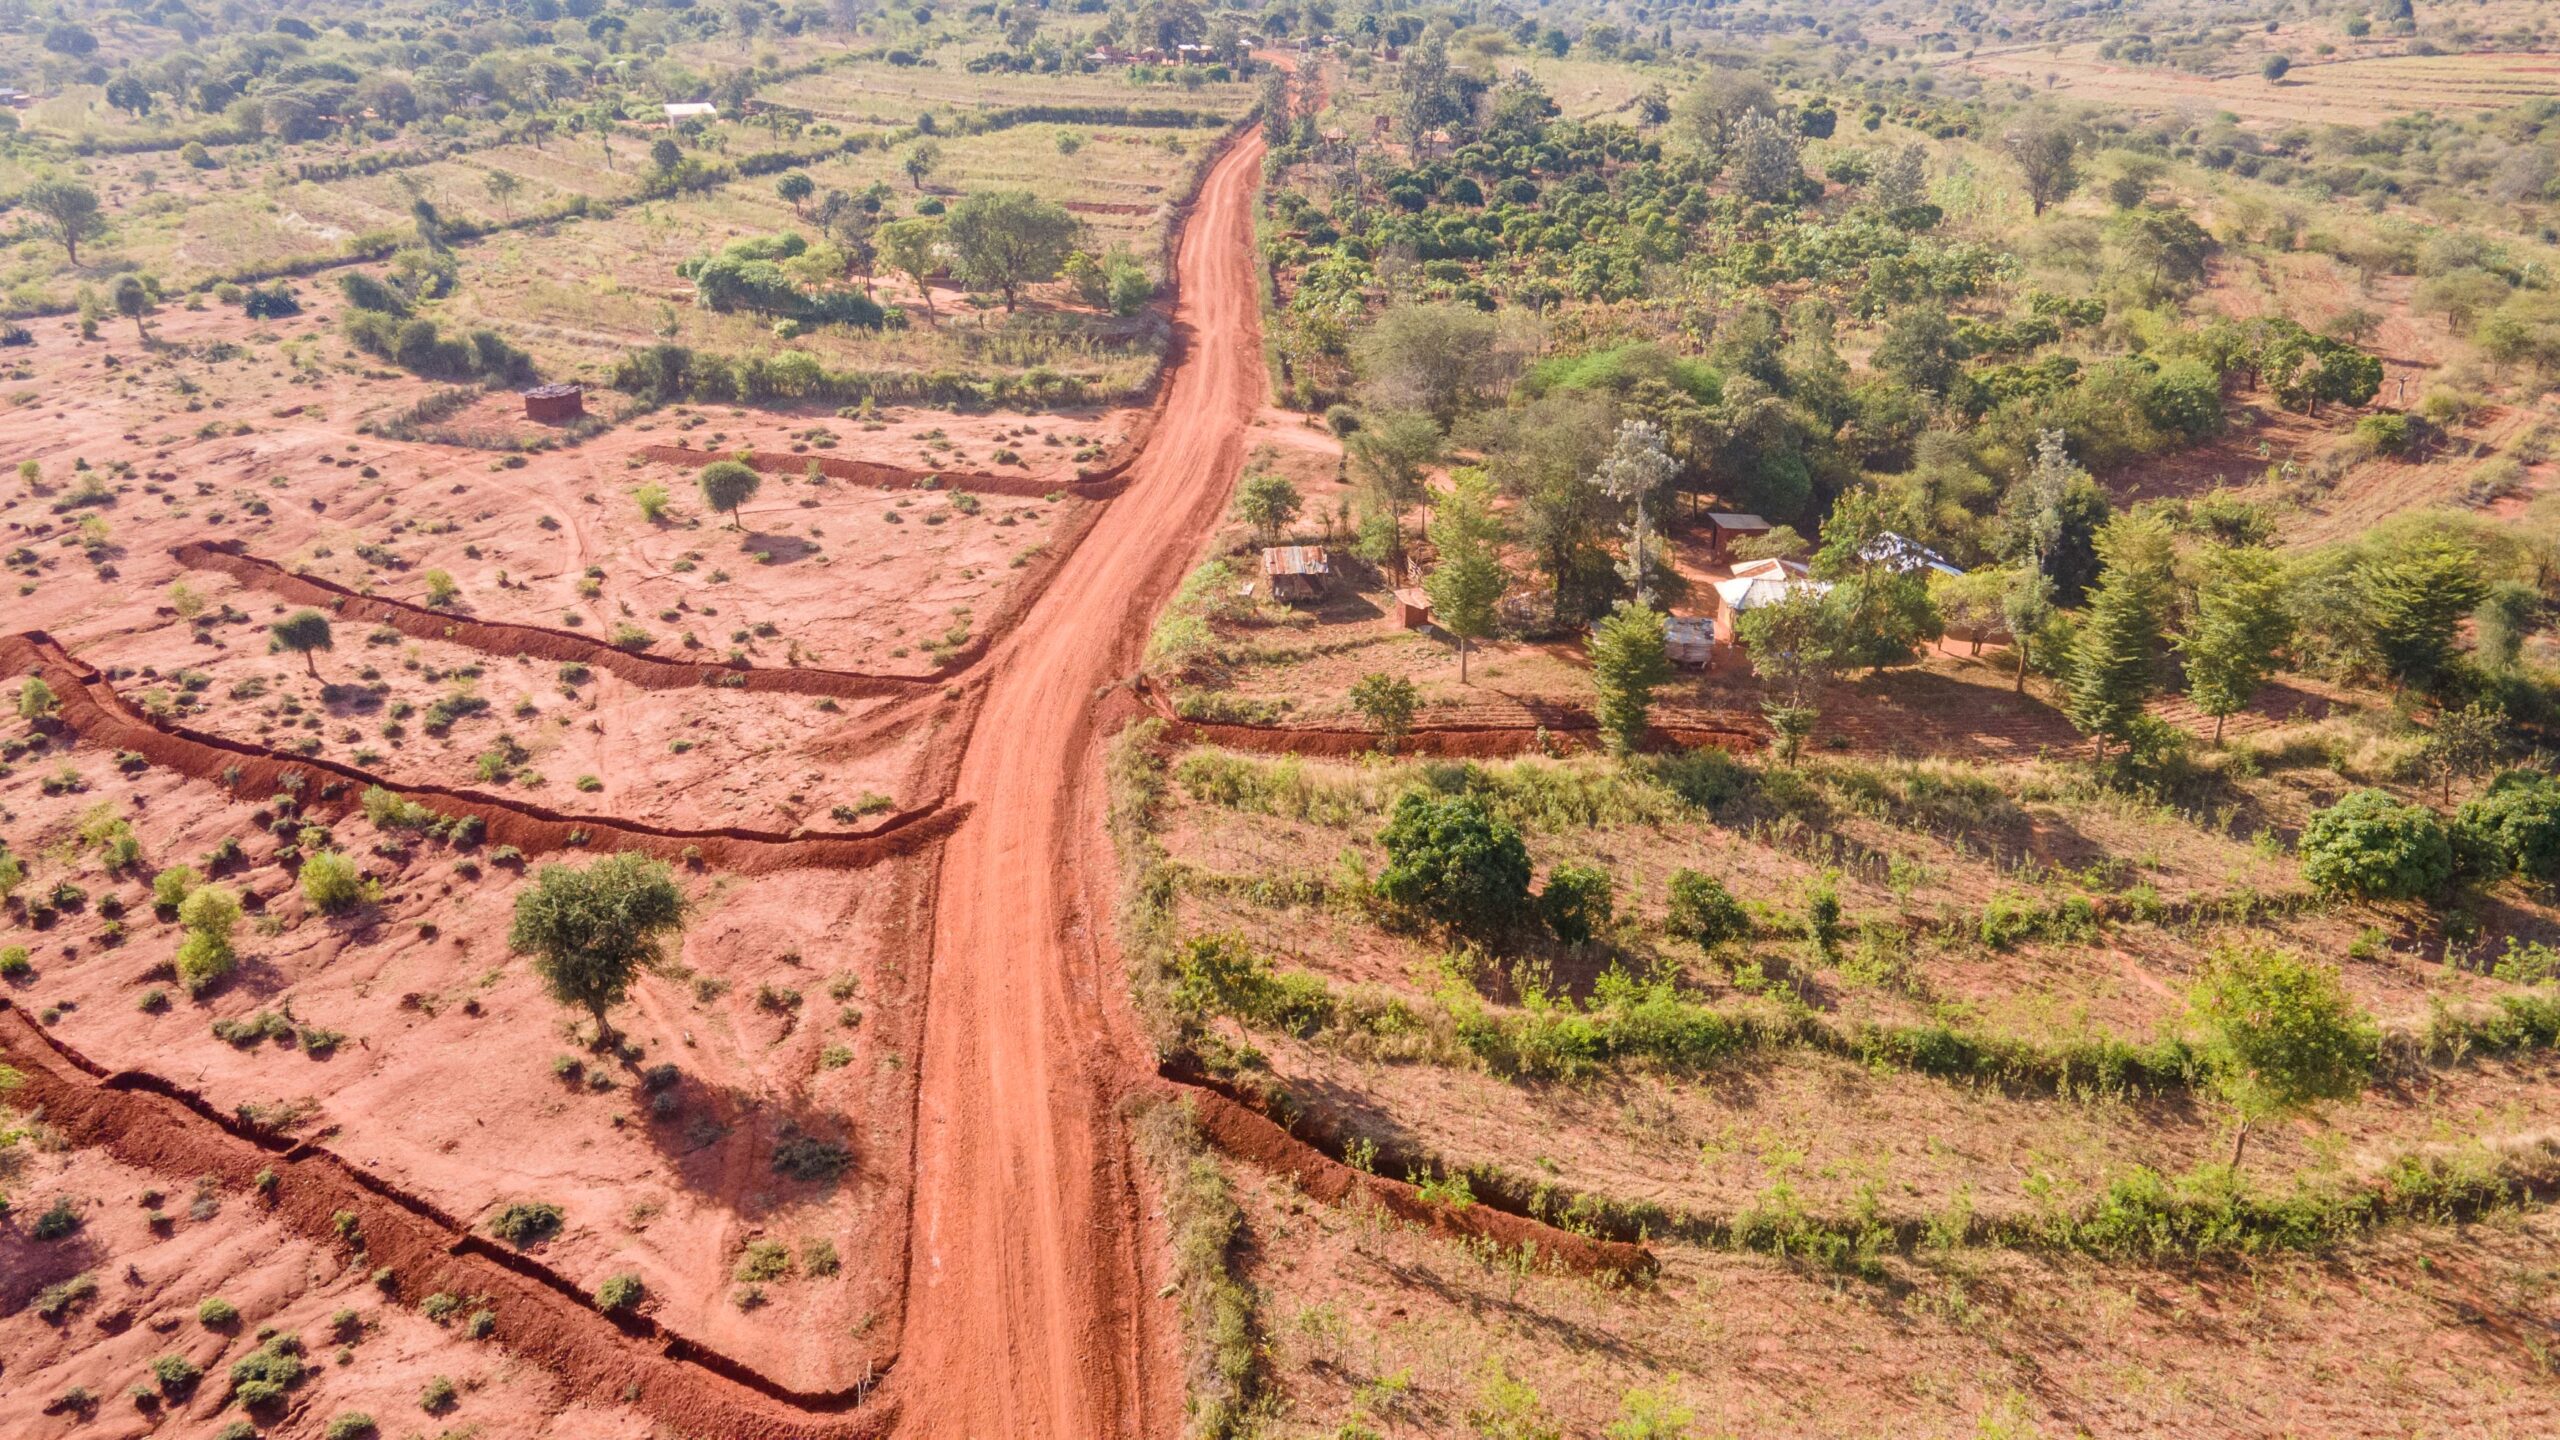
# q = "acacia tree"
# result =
<box><xmin>2187</xmin><ymin>945</ymin><xmax>2375</xmax><ymax>1172</ymax></box>
<box><xmin>1425</xmin><ymin>469</ymin><xmax>1508</xmax><ymax>683</ymax></box>
<box><xmin>699</xmin><ymin>459</ymin><xmax>761</xmax><ymax>528</ymax></box>
<box><xmin>23</xmin><ymin>176</ymin><xmax>105</xmax><ymax>266</ymax></box>
<box><xmin>270</xmin><ymin>609</ymin><xmax>334</xmax><ymax>678</ymax></box>
<box><xmin>2179</xmin><ymin>546</ymin><xmax>2293</xmax><ymax>742</ymax></box>
<box><xmin>2003</xmin><ymin>123</ymin><xmax>2081</xmax><ymax>216</ymax></box>
<box><xmin>110</xmin><ymin>274</ymin><xmax>154</xmax><ymax>341</ymax></box>
<box><xmin>508</xmin><ymin>853</ymin><xmax>689</xmax><ymax>1049</ymax></box>
<box><xmin>943</xmin><ymin>191</ymin><xmax>1080</xmax><ymax>312</ymax></box>
<box><xmin>878</xmin><ymin>216</ymin><xmax>944</xmax><ymax>317</ymax></box>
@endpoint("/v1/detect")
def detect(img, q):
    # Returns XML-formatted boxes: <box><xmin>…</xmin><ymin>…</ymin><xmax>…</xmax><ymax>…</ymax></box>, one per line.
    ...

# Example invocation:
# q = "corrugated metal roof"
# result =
<box><xmin>1707</xmin><ymin>512</ymin><xmax>1772</xmax><ymax>530</ymax></box>
<box><xmin>1263</xmin><ymin>545</ymin><xmax>1331</xmax><ymax>578</ymax></box>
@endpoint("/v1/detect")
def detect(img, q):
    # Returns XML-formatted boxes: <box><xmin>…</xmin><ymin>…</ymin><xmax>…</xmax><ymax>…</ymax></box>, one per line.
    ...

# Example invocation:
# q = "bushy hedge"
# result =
<box><xmin>344</xmin><ymin>310</ymin><xmax>533</xmax><ymax>385</ymax></box>
<box><xmin>608</xmin><ymin>342</ymin><xmax>1101</xmax><ymax>411</ymax></box>
<box><xmin>2299</xmin><ymin>789</ymin><xmax>2452</xmax><ymax>901</ymax></box>
<box><xmin>2456</xmin><ymin>771</ymin><xmax>2560</xmax><ymax>882</ymax></box>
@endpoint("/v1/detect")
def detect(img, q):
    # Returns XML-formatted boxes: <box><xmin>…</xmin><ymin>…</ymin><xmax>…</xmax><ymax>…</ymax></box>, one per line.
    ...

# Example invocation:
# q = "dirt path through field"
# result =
<box><xmin>891</xmin><ymin>127</ymin><xmax>1271</xmax><ymax>1438</ymax></box>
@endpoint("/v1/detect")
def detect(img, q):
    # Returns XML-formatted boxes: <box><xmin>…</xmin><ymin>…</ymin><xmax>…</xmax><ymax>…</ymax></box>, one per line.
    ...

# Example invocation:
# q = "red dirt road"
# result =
<box><xmin>893</xmin><ymin>130</ymin><xmax>1271</xmax><ymax>1436</ymax></box>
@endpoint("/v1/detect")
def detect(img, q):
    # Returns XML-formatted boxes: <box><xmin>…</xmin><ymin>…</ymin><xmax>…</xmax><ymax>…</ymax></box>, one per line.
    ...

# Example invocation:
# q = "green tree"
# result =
<box><xmin>17</xmin><ymin>675</ymin><xmax>57</xmax><ymax>722</ymax></box>
<box><xmin>900</xmin><ymin>139</ymin><xmax>940</xmax><ymax>191</ymax></box>
<box><xmin>2418</xmin><ymin>700</ymin><xmax>2505</xmax><ymax>805</ymax></box>
<box><xmin>699</xmin><ymin>459</ymin><xmax>761</xmax><ymax>528</ymax></box>
<box><xmin>2003</xmin><ymin>122</ymin><xmax>2080</xmax><ymax>216</ymax></box>
<box><xmin>507</xmin><ymin>853</ymin><xmax>689</xmax><ymax>1048</ymax></box>
<box><xmin>776</xmin><ymin>169</ymin><xmax>815</xmax><ymax>213</ymax></box>
<box><xmin>2299</xmin><ymin>789</ymin><xmax>2453</xmax><ymax>901</ymax></box>
<box><xmin>23</xmin><ymin>176</ymin><xmax>105</xmax><ymax>266</ymax></box>
<box><xmin>483</xmin><ymin>169</ymin><xmax>521</xmax><ymax>218</ymax></box>
<box><xmin>2456</xmin><ymin>771</ymin><xmax>2560</xmax><ymax>882</ymax></box>
<box><xmin>1232</xmin><ymin>470</ymin><xmax>1302</xmax><ymax>546</ymax></box>
<box><xmin>1733</xmin><ymin>586</ymin><xmax>1844</xmax><ymax>763</ymax></box>
<box><xmin>1665</xmin><ymin>869</ymin><xmax>1747</xmax><ymax>950</ymax></box>
<box><xmin>298</xmin><ymin>851</ymin><xmax>366</xmax><ymax>914</ymax></box>
<box><xmin>1587</xmin><ymin>419</ymin><xmax>1677</xmax><ymax>607</ymax></box>
<box><xmin>1349</xmin><ymin>672</ymin><xmax>1419</xmax><ymax>752</ymax></box>
<box><xmin>2178</xmin><ymin>546</ymin><xmax>2293</xmax><ymax>742</ymax></box>
<box><xmin>2261</xmin><ymin>54</ymin><xmax>2293</xmax><ymax>84</ymax></box>
<box><xmin>1375</xmin><ymin>790</ymin><xmax>1532</xmax><ymax>932</ymax></box>
<box><xmin>878</xmin><ymin>216</ymin><xmax>944</xmax><ymax>317</ymax></box>
<box><xmin>1353</xmin><ymin>302</ymin><xmax>1505</xmax><ymax>427</ymax></box>
<box><xmin>2186</xmin><ymin>945</ymin><xmax>2374</xmax><ymax>1171</ymax></box>
<box><xmin>2065</xmin><ymin>515</ymin><xmax>2172</xmax><ymax>761</ymax></box>
<box><xmin>1424</xmin><ymin>470</ymin><xmax>1508</xmax><ymax>683</ymax></box>
<box><xmin>270</xmin><ymin>609</ymin><xmax>334</xmax><ymax>678</ymax></box>
<box><xmin>1346</xmin><ymin>410</ymin><xmax>1443</xmax><ymax>571</ymax></box>
<box><xmin>943</xmin><ymin>191</ymin><xmax>1080</xmax><ymax>312</ymax></box>
<box><xmin>2359</xmin><ymin>535</ymin><xmax>2487</xmax><ymax>691</ymax></box>
<box><xmin>1589</xmin><ymin>601</ymin><xmax>1673</xmax><ymax>757</ymax></box>
<box><xmin>110</xmin><ymin>274</ymin><xmax>153</xmax><ymax>341</ymax></box>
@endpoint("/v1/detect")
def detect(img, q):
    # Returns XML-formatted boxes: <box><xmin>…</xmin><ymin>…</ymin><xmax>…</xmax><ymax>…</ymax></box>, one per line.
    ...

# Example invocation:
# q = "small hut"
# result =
<box><xmin>1391</xmin><ymin>586</ymin><xmax>1432</xmax><ymax>629</ymax></box>
<box><xmin>1664</xmin><ymin>615</ymin><xmax>1715</xmax><ymax>667</ymax></box>
<box><xmin>1262</xmin><ymin>545</ymin><xmax>1331</xmax><ymax>603</ymax></box>
<box><xmin>1703</xmin><ymin>512</ymin><xmax>1773</xmax><ymax>565</ymax></box>
<box><xmin>521</xmin><ymin>384</ymin><xmax>585</xmax><ymax>423</ymax></box>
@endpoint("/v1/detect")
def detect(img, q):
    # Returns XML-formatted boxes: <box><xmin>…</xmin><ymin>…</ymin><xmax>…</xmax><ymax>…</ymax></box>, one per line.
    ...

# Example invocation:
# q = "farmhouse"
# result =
<box><xmin>1262</xmin><ymin>545</ymin><xmax>1331</xmax><ymax>603</ymax></box>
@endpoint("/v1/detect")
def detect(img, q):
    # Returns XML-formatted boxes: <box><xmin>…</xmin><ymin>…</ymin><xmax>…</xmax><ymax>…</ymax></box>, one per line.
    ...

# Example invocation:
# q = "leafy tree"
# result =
<box><xmin>1375</xmin><ymin>790</ymin><xmax>1532</xmax><ymax>932</ymax></box>
<box><xmin>1354</xmin><ymin>302</ymin><xmax>1506</xmax><ymax>427</ymax></box>
<box><xmin>1587</xmin><ymin>419</ymin><xmax>1677</xmax><ymax>607</ymax></box>
<box><xmin>1813</xmin><ymin>490</ymin><xmax>1941</xmax><ymax>673</ymax></box>
<box><xmin>23</xmin><ymin>177</ymin><xmax>105</xmax><ymax>266</ymax></box>
<box><xmin>1676</xmin><ymin>69</ymin><xmax>1776</xmax><ymax>156</ymax></box>
<box><xmin>1665</xmin><ymin>869</ymin><xmax>1748</xmax><ymax>950</ymax></box>
<box><xmin>2066</xmin><ymin>515</ymin><xmax>2172</xmax><ymax>761</ymax></box>
<box><xmin>878</xmin><ymin>216</ymin><xmax>944</xmax><ymax>317</ymax></box>
<box><xmin>2471</xmin><ymin>581</ymin><xmax>2537</xmax><ymax>671</ymax></box>
<box><xmin>269</xmin><ymin>610</ymin><xmax>334</xmax><ymax>678</ymax></box>
<box><xmin>943</xmin><ymin>191</ymin><xmax>1079</xmax><ymax>311</ymax></box>
<box><xmin>299</xmin><ymin>852</ymin><xmax>366</xmax><ymax>915</ymax></box>
<box><xmin>2002</xmin><ymin>430</ymin><xmax>2109</xmax><ymax>604</ymax></box>
<box><xmin>2261</xmin><ymin>54</ymin><xmax>2293</xmax><ymax>84</ymax></box>
<box><xmin>2417</xmin><ymin>700</ymin><xmax>2505</xmax><ymax>805</ymax></box>
<box><xmin>1473</xmin><ymin>390</ymin><xmax>1616</xmax><ymax>624</ymax></box>
<box><xmin>2299</xmin><ymin>789</ymin><xmax>2453</xmax><ymax>901</ymax></box>
<box><xmin>483</xmin><ymin>169</ymin><xmax>521</xmax><ymax>218</ymax></box>
<box><xmin>1590</xmin><ymin>601</ymin><xmax>1673</xmax><ymax>757</ymax></box>
<box><xmin>776</xmin><ymin>170</ymin><xmax>815</xmax><ymax>213</ymax></box>
<box><xmin>901</xmin><ymin>140</ymin><xmax>940</xmax><ymax>190</ymax></box>
<box><xmin>1871</xmin><ymin>143</ymin><xmax>1929</xmax><ymax>211</ymax></box>
<box><xmin>1346</xmin><ymin>410</ymin><xmax>1443</xmax><ymax>571</ymax></box>
<box><xmin>105</xmin><ymin>75</ymin><xmax>152</xmax><ymax>117</ymax></box>
<box><xmin>1425</xmin><ymin>470</ymin><xmax>1509</xmax><ymax>683</ymax></box>
<box><xmin>1733</xmin><ymin>586</ymin><xmax>1844</xmax><ymax>763</ymax></box>
<box><xmin>1730</xmin><ymin>109</ymin><xmax>1806</xmax><ymax>203</ymax></box>
<box><xmin>648</xmin><ymin>137</ymin><xmax>683</xmax><ymax>173</ymax></box>
<box><xmin>2186</xmin><ymin>945</ymin><xmax>2374</xmax><ymax>1171</ymax></box>
<box><xmin>507</xmin><ymin>853</ymin><xmax>688</xmax><ymax>1048</ymax></box>
<box><xmin>18</xmin><ymin>675</ymin><xmax>57</xmax><ymax>722</ymax></box>
<box><xmin>2178</xmin><ymin>546</ymin><xmax>2293</xmax><ymax>742</ymax></box>
<box><xmin>698</xmin><ymin>459</ymin><xmax>762</xmax><ymax>528</ymax></box>
<box><xmin>1874</xmin><ymin>306</ymin><xmax>1963</xmax><ymax>397</ymax></box>
<box><xmin>110</xmin><ymin>274</ymin><xmax>153</xmax><ymax>341</ymax></box>
<box><xmin>2003</xmin><ymin>122</ymin><xmax>2081</xmax><ymax>216</ymax></box>
<box><xmin>2359</xmin><ymin>535</ymin><xmax>2487</xmax><ymax>690</ymax></box>
<box><xmin>1232</xmin><ymin>470</ymin><xmax>1302</xmax><ymax>546</ymax></box>
<box><xmin>1349</xmin><ymin>672</ymin><xmax>1419</xmax><ymax>752</ymax></box>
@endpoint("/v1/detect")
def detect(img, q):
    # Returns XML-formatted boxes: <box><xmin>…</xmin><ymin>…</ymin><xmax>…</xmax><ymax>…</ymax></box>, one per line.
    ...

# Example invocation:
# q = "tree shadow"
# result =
<box><xmin>631</xmin><ymin>1073</ymin><xmax>870</xmax><ymax>1217</ymax></box>
<box><xmin>737</xmin><ymin>531</ymin><xmax>820</xmax><ymax>565</ymax></box>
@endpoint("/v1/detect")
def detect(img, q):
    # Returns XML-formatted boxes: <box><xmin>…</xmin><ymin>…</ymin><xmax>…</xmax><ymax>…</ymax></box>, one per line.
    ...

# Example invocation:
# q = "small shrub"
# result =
<box><xmin>2300</xmin><ymin>789</ymin><xmax>2452</xmax><ymax>901</ymax></box>
<box><xmin>323</xmin><ymin>1411</ymin><xmax>375</xmax><ymax>1440</ymax></box>
<box><xmin>593</xmin><ymin>1272</ymin><xmax>644</xmax><ymax>1313</ymax></box>
<box><xmin>298</xmin><ymin>851</ymin><xmax>368</xmax><ymax>913</ymax></box>
<box><xmin>1665</xmin><ymin>869</ymin><xmax>1748</xmax><ymax>950</ymax></box>
<box><xmin>1537</xmin><ymin>862</ymin><xmax>1615</xmax><ymax>944</ymax></box>
<box><xmin>735</xmin><ymin>1239</ymin><xmax>793</xmax><ymax>1282</ymax></box>
<box><xmin>197</xmin><ymin>1296</ymin><xmax>239</xmax><ymax>1327</ymax></box>
<box><xmin>486</xmin><ymin>1201</ymin><xmax>563</xmax><ymax>1248</ymax></box>
<box><xmin>419</xmin><ymin>1375</ymin><xmax>458</xmax><ymax>1413</ymax></box>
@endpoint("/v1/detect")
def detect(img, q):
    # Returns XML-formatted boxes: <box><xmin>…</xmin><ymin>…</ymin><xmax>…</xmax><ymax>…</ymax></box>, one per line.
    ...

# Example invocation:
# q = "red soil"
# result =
<box><xmin>0</xmin><ymin>629</ymin><xmax>966</xmax><ymax>873</ymax></box>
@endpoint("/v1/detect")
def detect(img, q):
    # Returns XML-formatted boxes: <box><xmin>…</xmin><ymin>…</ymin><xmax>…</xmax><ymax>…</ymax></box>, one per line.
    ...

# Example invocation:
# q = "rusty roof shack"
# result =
<box><xmin>521</xmin><ymin>383</ymin><xmax>585</xmax><ymax>423</ymax></box>
<box><xmin>1262</xmin><ymin>544</ymin><xmax>1331</xmax><ymax>603</ymax></box>
<box><xmin>1702</xmin><ymin>512</ymin><xmax>1772</xmax><ymax>564</ymax></box>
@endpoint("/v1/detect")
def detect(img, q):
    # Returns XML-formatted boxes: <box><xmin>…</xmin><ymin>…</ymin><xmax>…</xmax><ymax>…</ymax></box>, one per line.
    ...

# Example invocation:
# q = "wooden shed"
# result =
<box><xmin>521</xmin><ymin>384</ymin><xmax>585</xmax><ymax>423</ymax></box>
<box><xmin>1703</xmin><ymin>512</ymin><xmax>1773</xmax><ymax>565</ymax></box>
<box><xmin>1391</xmin><ymin>586</ymin><xmax>1432</xmax><ymax>629</ymax></box>
<box><xmin>1263</xmin><ymin>545</ymin><xmax>1332</xmax><ymax>603</ymax></box>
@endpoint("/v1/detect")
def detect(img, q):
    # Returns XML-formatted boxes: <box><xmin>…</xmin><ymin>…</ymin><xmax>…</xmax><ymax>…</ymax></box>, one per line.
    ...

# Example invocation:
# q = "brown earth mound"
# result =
<box><xmin>0</xmin><ymin>999</ymin><xmax>901</xmax><ymax>1440</ymax></box>
<box><xmin>0</xmin><ymin>630</ymin><xmax>964</xmax><ymax>873</ymax></box>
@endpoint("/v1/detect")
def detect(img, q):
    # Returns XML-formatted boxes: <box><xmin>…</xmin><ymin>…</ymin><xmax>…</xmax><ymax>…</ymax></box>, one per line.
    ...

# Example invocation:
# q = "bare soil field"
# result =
<box><xmin>1954</xmin><ymin>45</ymin><xmax>2560</xmax><ymax>126</ymax></box>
